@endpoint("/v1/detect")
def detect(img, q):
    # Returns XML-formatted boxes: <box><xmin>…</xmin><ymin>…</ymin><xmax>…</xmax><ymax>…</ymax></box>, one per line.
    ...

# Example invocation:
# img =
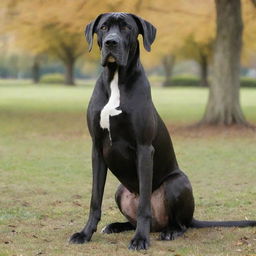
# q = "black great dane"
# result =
<box><xmin>69</xmin><ymin>12</ymin><xmax>256</xmax><ymax>250</ymax></box>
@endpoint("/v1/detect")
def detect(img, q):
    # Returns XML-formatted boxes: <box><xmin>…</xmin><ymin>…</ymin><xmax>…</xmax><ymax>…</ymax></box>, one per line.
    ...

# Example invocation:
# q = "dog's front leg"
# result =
<box><xmin>129</xmin><ymin>145</ymin><xmax>154</xmax><ymax>250</ymax></box>
<box><xmin>70</xmin><ymin>143</ymin><xmax>107</xmax><ymax>244</ymax></box>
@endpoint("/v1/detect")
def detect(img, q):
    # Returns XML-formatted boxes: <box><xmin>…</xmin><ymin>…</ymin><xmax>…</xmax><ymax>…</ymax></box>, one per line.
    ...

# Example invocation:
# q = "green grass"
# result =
<box><xmin>0</xmin><ymin>80</ymin><xmax>256</xmax><ymax>256</ymax></box>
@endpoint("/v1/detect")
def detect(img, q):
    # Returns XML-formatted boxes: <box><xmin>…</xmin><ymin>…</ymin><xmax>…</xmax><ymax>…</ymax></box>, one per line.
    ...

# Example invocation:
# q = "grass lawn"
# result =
<box><xmin>0</xmin><ymin>81</ymin><xmax>256</xmax><ymax>256</ymax></box>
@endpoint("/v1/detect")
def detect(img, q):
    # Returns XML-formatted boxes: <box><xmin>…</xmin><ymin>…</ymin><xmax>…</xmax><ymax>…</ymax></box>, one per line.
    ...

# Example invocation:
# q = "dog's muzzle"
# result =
<box><xmin>101</xmin><ymin>34</ymin><xmax>126</xmax><ymax>66</ymax></box>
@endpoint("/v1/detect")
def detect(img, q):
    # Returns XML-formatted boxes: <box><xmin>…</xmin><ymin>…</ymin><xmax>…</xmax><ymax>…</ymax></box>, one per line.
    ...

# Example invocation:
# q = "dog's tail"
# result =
<box><xmin>190</xmin><ymin>218</ymin><xmax>256</xmax><ymax>228</ymax></box>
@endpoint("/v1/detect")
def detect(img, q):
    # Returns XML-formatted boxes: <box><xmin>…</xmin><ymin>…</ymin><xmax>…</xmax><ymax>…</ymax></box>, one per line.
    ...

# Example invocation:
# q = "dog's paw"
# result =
<box><xmin>69</xmin><ymin>232</ymin><xmax>89</xmax><ymax>244</ymax></box>
<box><xmin>160</xmin><ymin>229</ymin><xmax>185</xmax><ymax>241</ymax></box>
<box><xmin>101</xmin><ymin>225</ymin><xmax>112</xmax><ymax>234</ymax></box>
<box><xmin>101</xmin><ymin>223</ymin><xmax>119</xmax><ymax>234</ymax></box>
<box><xmin>128</xmin><ymin>236</ymin><xmax>149</xmax><ymax>250</ymax></box>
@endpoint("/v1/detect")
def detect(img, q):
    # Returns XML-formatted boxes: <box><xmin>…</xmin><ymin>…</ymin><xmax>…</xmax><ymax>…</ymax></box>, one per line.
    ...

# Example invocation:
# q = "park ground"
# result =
<box><xmin>0</xmin><ymin>80</ymin><xmax>256</xmax><ymax>256</ymax></box>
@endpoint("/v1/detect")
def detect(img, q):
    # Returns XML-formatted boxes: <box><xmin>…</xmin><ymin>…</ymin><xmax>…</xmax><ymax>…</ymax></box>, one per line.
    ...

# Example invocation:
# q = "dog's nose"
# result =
<box><xmin>105</xmin><ymin>39</ymin><xmax>118</xmax><ymax>47</ymax></box>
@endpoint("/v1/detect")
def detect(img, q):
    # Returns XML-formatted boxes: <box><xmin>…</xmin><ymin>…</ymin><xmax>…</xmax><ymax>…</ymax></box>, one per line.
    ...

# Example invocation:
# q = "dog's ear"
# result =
<box><xmin>85</xmin><ymin>14</ymin><xmax>104</xmax><ymax>52</ymax></box>
<box><xmin>130</xmin><ymin>14</ymin><xmax>156</xmax><ymax>52</ymax></box>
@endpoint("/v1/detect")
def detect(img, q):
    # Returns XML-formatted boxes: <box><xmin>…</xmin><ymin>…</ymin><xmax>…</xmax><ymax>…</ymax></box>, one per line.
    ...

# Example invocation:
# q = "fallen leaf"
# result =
<box><xmin>21</xmin><ymin>201</ymin><xmax>30</xmax><ymax>207</ymax></box>
<box><xmin>35</xmin><ymin>251</ymin><xmax>44</xmax><ymax>255</ymax></box>
<box><xmin>8</xmin><ymin>225</ymin><xmax>16</xmax><ymax>228</ymax></box>
<box><xmin>72</xmin><ymin>201</ymin><xmax>82</xmax><ymax>207</ymax></box>
<box><xmin>72</xmin><ymin>194</ymin><xmax>82</xmax><ymax>199</ymax></box>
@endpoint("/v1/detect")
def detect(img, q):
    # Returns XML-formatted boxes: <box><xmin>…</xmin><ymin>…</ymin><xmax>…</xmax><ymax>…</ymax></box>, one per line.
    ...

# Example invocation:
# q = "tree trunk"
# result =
<box><xmin>32</xmin><ymin>56</ymin><xmax>40</xmax><ymax>84</ymax></box>
<box><xmin>162</xmin><ymin>54</ymin><xmax>175</xmax><ymax>87</ymax></box>
<box><xmin>64</xmin><ymin>59</ymin><xmax>75</xmax><ymax>85</ymax></box>
<box><xmin>201</xmin><ymin>0</ymin><xmax>247</xmax><ymax>125</ymax></box>
<box><xmin>199</xmin><ymin>53</ymin><xmax>209</xmax><ymax>87</ymax></box>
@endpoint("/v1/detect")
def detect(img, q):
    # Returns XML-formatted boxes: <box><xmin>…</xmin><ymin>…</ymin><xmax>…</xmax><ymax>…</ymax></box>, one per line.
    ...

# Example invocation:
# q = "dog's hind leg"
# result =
<box><xmin>102</xmin><ymin>184</ymin><xmax>136</xmax><ymax>234</ymax></box>
<box><xmin>160</xmin><ymin>172</ymin><xmax>195</xmax><ymax>241</ymax></box>
<box><xmin>101</xmin><ymin>222</ymin><xmax>135</xmax><ymax>234</ymax></box>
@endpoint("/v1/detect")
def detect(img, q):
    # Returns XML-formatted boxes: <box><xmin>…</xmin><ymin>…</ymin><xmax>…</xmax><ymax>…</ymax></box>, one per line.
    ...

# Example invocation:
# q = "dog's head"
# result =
<box><xmin>85</xmin><ymin>13</ymin><xmax>156</xmax><ymax>66</ymax></box>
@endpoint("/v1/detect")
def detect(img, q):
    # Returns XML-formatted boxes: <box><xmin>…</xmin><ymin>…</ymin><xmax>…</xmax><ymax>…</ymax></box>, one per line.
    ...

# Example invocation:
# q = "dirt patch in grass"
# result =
<box><xmin>168</xmin><ymin>123</ymin><xmax>256</xmax><ymax>139</ymax></box>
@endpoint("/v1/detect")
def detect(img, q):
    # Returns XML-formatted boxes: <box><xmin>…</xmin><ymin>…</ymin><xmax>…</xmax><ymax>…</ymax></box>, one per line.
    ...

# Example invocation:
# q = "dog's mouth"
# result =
<box><xmin>107</xmin><ymin>55</ymin><xmax>116</xmax><ymax>63</ymax></box>
<box><xmin>101</xmin><ymin>52</ymin><xmax>120</xmax><ymax>66</ymax></box>
<box><xmin>101</xmin><ymin>46</ymin><xmax>128</xmax><ymax>67</ymax></box>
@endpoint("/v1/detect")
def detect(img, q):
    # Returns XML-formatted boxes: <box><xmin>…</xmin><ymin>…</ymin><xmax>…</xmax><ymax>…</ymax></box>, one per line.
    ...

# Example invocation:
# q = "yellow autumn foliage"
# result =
<box><xmin>0</xmin><ymin>0</ymin><xmax>256</xmax><ymax>67</ymax></box>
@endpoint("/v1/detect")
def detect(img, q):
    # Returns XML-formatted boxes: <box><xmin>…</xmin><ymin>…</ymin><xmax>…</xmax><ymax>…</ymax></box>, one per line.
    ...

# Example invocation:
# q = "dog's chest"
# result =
<box><xmin>100</xmin><ymin>72</ymin><xmax>122</xmax><ymax>137</ymax></box>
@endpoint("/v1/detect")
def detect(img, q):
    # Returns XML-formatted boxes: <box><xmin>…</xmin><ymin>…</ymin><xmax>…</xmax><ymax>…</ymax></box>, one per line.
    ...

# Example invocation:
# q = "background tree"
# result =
<box><xmin>3</xmin><ymin>0</ymin><xmax>86</xmax><ymax>85</ymax></box>
<box><xmin>139</xmin><ymin>0</ymin><xmax>216</xmax><ymax>87</ymax></box>
<box><xmin>177</xmin><ymin>37</ymin><xmax>213</xmax><ymax>87</ymax></box>
<box><xmin>201</xmin><ymin>0</ymin><xmax>247</xmax><ymax>125</ymax></box>
<box><xmin>31</xmin><ymin>55</ymin><xmax>41</xmax><ymax>84</ymax></box>
<box><xmin>162</xmin><ymin>54</ymin><xmax>176</xmax><ymax>86</ymax></box>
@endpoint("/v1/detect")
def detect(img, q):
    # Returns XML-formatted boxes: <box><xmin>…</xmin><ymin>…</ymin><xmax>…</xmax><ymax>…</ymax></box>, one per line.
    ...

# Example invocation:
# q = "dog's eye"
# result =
<box><xmin>121</xmin><ymin>25</ymin><xmax>131</xmax><ymax>31</ymax></box>
<box><xmin>100</xmin><ymin>25</ymin><xmax>108</xmax><ymax>31</ymax></box>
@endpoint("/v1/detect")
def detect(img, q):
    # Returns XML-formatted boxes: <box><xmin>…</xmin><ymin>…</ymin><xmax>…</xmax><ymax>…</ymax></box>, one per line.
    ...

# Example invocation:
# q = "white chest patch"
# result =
<box><xmin>100</xmin><ymin>72</ymin><xmax>122</xmax><ymax>138</ymax></box>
